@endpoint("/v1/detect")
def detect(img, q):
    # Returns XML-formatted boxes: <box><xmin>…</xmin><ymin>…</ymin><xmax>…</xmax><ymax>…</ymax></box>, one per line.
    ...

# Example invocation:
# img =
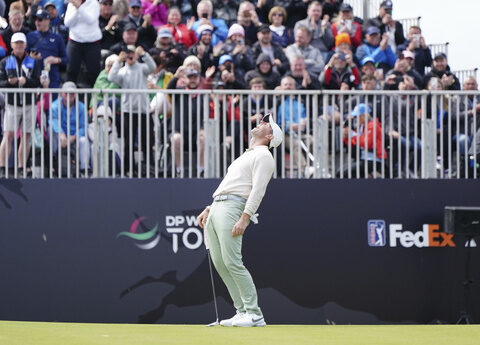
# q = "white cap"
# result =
<box><xmin>263</xmin><ymin>113</ymin><xmax>283</xmax><ymax>149</ymax></box>
<box><xmin>11</xmin><ymin>32</ymin><xmax>26</xmax><ymax>43</ymax></box>
<box><xmin>62</xmin><ymin>81</ymin><xmax>77</xmax><ymax>90</ymax></box>
<box><xmin>97</xmin><ymin>105</ymin><xmax>113</xmax><ymax>118</ymax></box>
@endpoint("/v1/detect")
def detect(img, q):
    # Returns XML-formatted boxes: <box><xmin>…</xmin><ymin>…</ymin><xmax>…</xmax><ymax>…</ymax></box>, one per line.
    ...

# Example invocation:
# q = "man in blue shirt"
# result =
<box><xmin>49</xmin><ymin>81</ymin><xmax>89</xmax><ymax>174</ymax></box>
<box><xmin>356</xmin><ymin>26</ymin><xmax>396</xmax><ymax>73</ymax></box>
<box><xmin>26</xmin><ymin>9</ymin><xmax>68</xmax><ymax>89</ymax></box>
<box><xmin>192</xmin><ymin>0</ymin><xmax>228</xmax><ymax>47</ymax></box>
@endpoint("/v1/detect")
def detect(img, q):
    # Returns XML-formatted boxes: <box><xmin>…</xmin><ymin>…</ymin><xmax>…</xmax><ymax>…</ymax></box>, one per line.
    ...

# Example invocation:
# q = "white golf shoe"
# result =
<box><xmin>232</xmin><ymin>313</ymin><xmax>266</xmax><ymax>327</ymax></box>
<box><xmin>220</xmin><ymin>312</ymin><xmax>245</xmax><ymax>327</ymax></box>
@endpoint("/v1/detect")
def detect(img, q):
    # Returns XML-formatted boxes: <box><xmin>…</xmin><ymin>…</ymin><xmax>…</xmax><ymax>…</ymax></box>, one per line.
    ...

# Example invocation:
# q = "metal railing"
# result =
<box><xmin>452</xmin><ymin>68</ymin><xmax>479</xmax><ymax>86</ymax></box>
<box><xmin>0</xmin><ymin>88</ymin><xmax>479</xmax><ymax>179</ymax></box>
<box><xmin>398</xmin><ymin>16</ymin><xmax>421</xmax><ymax>37</ymax></box>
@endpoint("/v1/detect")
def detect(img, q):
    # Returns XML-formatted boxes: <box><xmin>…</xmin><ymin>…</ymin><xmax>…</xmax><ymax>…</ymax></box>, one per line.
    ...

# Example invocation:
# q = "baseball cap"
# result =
<box><xmin>218</xmin><ymin>54</ymin><xmax>233</xmax><ymax>67</ymax></box>
<box><xmin>184</xmin><ymin>68</ymin><xmax>199</xmax><ymax>77</ymax></box>
<box><xmin>157</xmin><ymin>28</ymin><xmax>173</xmax><ymax>39</ymax></box>
<box><xmin>123</xmin><ymin>22</ymin><xmax>137</xmax><ymax>32</ymax></box>
<box><xmin>44</xmin><ymin>1</ymin><xmax>56</xmax><ymax>8</ymax></box>
<box><xmin>129</xmin><ymin>0</ymin><xmax>142</xmax><ymax>7</ymax></box>
<box><xmin>400</xmin><ymin>50</ymin><xmax>415</xmax><ymax>60</ymax></box>
<box><xmin>62</xmin><ymin>81</ymin><xmax>77</xmax><ymax>90</ymax></box>
<box><xmin>97</xmin><ymin>105</ymin><xmax>113</xmax><ymax>118</ymax></box>
<box><xmin>257</xmin><ymin>23</ymin><xmax>271</xmax><ymax>33</ymax></box>
<box><xmin>361</xmin><ymin>56</ymin><xmax>375</xmax><ymax>66</ymax></box>
<box><xmin>351</xmin><ymin>103</ymin><xmax>370</xmax><ymax>117</ymax></box>
<box><xmin>366</xmin><ymin>26</ymin><xmax>380</xmax><ymax>35</ymax></box>
<box><xmin>196</xmin><ymin>24</ymin><xmax>213</xmax><ymax>37</ymax></box>
<box><xmin>380</xmin><ymin>0</ymin><xmax>393</xmax><ymax>9</ymax></box>
<box><xmin>262</xmin><ymin>114</ymin><xmax>283</xmax><ymax>149</ymax></box>
<box><xmin>35</xmin><ymin>9</ymin><xmax>50</xmax><ymax>20</ymax></box>
<box><xmin>340</xmin><ymin>3</ymin><xmax>353</xmax><ymax>12</ymax></box>
<box><xmin>11</xmin><ymin>32</ymin><xmax>26</xmax><ymax>43</ymax></box>
<box><xmin>434</xmin><ymin>52</ymin><xmax>447</xmax><ymax>60</ymax></box>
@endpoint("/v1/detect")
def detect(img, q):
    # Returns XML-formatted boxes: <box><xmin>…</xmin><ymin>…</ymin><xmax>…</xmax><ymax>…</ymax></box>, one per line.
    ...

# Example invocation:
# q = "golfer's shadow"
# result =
<box><xmin>119</xmin><ymin>256</ymin><xmax>229</xmax><ymax>324</ymax></box>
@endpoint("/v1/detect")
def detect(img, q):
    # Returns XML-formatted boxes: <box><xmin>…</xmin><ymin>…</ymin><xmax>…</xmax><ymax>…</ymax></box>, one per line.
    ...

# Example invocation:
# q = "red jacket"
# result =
<box><xmin>161</xmin><ymin>23</ymin><xmax>197</xmax><ymax>48</ymax></box>
<box><xmin>331</xmin><ymin>21</ymin><xmax>362</xmax><ymax>48</ymax></box>
<box><xmin>345</xmin><ymin>118</ymin><xmax>387</xmax><ymax>160</ymax></box>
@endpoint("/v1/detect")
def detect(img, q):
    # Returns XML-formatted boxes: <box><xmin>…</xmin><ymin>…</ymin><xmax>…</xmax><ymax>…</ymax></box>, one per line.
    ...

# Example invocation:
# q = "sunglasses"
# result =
<box><xmin>102</xmin><ymin>2</ymin><xmax>113</xmax><ymax>5</ymax></box>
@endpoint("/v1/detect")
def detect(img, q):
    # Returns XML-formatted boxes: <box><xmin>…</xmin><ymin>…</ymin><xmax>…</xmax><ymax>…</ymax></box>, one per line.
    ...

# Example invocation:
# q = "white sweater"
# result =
<box><xmin>213</xmin><ymin>145</ymin><xmax>275</xmax><ymax>217</ymax></box>
<box><xmin>64</xmin><ymin>0</ymin><xmax>102</xmax><ymax>43</ymax></box>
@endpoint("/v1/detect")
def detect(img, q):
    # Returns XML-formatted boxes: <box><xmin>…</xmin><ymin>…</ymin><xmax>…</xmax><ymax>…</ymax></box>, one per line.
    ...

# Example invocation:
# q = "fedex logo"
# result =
<box><xmin>368</xmin><ymin>221</ymin><xmax>456</xmax><ymax>248</ymax></box>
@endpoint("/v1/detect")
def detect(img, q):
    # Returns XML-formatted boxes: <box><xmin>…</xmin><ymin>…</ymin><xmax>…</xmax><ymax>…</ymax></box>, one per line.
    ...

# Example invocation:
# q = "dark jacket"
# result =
<box><xmin>0</xmin><ymin>53</ymin><xmax>41</xmax><ymax>105</ymax></box>
<box><xmin>320</xmin><ymin>65</ymin><xmax>360</xmax><ymax>90</ymax></box>
<box><xmin>251</xmin><ymin>40</ymin><xmax>290</xmax><ymax>75</ymax></box>
<box><xmin>118</xmin><ymin>16</ymin><xmax>157</xmax><ymax>49</ymax></box>
<box><xmin>1</xmin><ymin>25</ymin><xmax>31</xmax><ymax>55</ymax></box>
<box><xmin>99</xmin><ymin>14</ymin><xmax>122</xmax><ymax>50</ymax></box>
<box><xmin>244</xmin><ymin>53</ymin><xmax>281</xmax><ymax>89</ymax></box>
<box><xmin>424</xmin><ymin>66</ymin><xmax>461</xmax><ymax>91</ymax></box>
<box><xmin>396</xmin><ymin>40</ymin><xmax>432</xmax><ymax>76</ymax></box>
<box><xmin>363</xmin><ymin>16</ymin><xmax>406</xmax><ymax>48</ymax></box>
<box><xmin>187</xmin><ymin>42</ymin><xmax>217</xmax><ymax>75</ymax></box>
<box><xmin>219</xmin><ymin>40</ymin><xmax>255</xmax><ymax>81</ymax></box>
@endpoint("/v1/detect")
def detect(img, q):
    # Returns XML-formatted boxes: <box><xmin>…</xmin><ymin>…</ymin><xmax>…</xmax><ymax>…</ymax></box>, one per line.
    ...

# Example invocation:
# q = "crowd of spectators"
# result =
<box><xmin>0</xmin><ymin>0</ymin><xmax>477</xmax><ymax>178</ymax></box>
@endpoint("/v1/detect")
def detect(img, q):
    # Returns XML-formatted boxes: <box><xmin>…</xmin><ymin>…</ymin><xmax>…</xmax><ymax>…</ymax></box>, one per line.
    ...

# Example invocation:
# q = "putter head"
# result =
<box><xmin>206</xmin><ymin>320</ymin><xmax>220</xmax><ymax>327</ymax></box>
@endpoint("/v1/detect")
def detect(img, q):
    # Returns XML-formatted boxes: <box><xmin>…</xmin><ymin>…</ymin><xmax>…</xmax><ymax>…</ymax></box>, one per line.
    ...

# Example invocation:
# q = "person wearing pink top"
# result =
<box><xmin>160</xmin><ymin>6</ymin><xmax>197</xmax><ymax>48</ymax></box>
<box><xmin>141</xmin><ymin>0</ymin><xmax>167</xmax><ymax>29</ymax></box>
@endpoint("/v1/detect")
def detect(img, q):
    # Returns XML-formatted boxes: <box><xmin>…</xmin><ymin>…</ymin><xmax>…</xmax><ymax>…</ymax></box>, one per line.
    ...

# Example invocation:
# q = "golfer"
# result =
<box><xmin>197</xmin><ymin>114</ymin><xmax>283</xmax><ymax>327</ymax></box>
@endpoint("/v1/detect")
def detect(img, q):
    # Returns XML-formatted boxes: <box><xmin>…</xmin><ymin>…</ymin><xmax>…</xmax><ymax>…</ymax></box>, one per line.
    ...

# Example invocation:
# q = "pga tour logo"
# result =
<box><xmin>367</xmin><ymin>220</ymin><xmax>386</xmax><ymax>247</ymax></box>
<box><xmin>117</xmin><ymin>215</ymin><xmax>204</xmax><ymax>253</ymax></box>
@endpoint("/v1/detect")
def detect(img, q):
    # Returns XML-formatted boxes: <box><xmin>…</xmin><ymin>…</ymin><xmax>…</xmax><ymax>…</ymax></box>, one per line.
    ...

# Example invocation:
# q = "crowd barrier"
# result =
<box><xmin>0</xmin><ymin>89</ymin><xmax>478</xmax><ymax>179</ymax></box>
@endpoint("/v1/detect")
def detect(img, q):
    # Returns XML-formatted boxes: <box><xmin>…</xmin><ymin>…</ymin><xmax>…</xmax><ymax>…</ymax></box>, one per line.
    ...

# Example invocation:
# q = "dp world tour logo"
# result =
<box><xmin>116</xmin><ymin>217</ymin><xmax>161</xmax><ymax>250</ymax></box>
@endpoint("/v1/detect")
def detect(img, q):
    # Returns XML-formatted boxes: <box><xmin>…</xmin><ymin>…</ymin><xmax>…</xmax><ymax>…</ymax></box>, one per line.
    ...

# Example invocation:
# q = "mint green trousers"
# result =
<box><xmin>205</xmin><ymin>199</ymin><xmax>262</xmax><ymax>316</ymax></box>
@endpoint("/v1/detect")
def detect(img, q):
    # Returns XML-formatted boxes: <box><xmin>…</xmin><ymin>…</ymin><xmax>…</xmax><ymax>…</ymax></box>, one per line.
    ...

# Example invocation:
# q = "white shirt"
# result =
<box><xmin>64</xmin><ymin>0</ymin><xmax>102</xmax><ymax>43</ymax></box>
<box><xmin>213</xmin><ymin>145</ymin><xmax>275</xmax><ymax>217</ymax></box>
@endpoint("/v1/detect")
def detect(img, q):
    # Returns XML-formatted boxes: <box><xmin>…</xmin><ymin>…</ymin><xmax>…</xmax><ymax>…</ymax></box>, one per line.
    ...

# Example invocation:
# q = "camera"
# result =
<box><xmin>237</xmin><ymin>38</ymin><xmax>244</xmax><ymax>46</ymax></box>
<box><xmin>201</xmin><ymin>13</ymin><xmax>208</xmax><ymax>19</ymax></box>
<box><xmin>395</xmin><ymin>76</ymin><xmax>404</xmax><ymax>84</ymax></box>
<box><xmin>225</xmin><ymin>63</ymin><xmax>232</xmax><ymax>72</ymax></box>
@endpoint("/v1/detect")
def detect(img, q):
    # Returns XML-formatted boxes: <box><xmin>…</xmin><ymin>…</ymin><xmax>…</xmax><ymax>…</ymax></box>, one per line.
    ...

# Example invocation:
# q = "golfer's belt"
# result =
<box><xmin>213</xmin><ymin>194</ymin><xmax>247</xmax><ymax>203</ymax></box>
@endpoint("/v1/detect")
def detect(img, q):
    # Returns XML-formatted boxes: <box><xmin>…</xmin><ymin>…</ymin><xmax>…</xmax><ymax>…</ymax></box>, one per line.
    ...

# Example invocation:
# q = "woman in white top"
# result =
<box><xmin>64</xmin><ymin>0</ymin><xmax>102</xmax><ymax>87</ymax></box>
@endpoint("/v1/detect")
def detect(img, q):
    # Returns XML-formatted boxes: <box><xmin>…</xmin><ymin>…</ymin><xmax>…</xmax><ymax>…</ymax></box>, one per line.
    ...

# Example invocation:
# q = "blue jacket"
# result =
<box><xmin>277</xmin><ymin>97</ymin><xmax>306</xmax><ymax>133</ymax></box>
<box><xmin>355</xmin><ymin>41</ymin><xmax>397</xmax><ymax>69</ymax></box>
<box><xmin>50</xmin><ymin>97</ymin><xmax>86</xmax><ymax>137</ymax></box>
<box><xmin>192</xmin><ymin>18</ymin><xmax>228</xmax><ymax>46</ymax></box>
<box><xmin>26</xmin><ymin>30</ymin><xmax>68</xmax><ymax>88</ymax></box>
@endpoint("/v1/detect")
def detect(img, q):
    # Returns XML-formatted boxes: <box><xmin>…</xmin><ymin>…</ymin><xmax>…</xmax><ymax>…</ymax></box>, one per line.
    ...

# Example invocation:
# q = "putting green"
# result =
<box><xmin>1</xmin><ymin>321</ymin><xmax>479</xmax><ymax>345</ymax></box>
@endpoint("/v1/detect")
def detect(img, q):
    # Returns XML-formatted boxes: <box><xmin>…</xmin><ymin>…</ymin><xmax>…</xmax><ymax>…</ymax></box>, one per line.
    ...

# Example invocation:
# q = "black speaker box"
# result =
<box><xmin>444</xmin><ymin>206</ymin><xmax>480</xmax><ymax>236</ymax></box>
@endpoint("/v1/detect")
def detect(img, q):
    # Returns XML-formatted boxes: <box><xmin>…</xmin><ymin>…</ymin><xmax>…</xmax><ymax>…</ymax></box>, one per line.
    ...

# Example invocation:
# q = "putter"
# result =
<box><xmin>206</xmin><ymin>249</ymin><xmax>220</xmax><ymax>327</ymax></box>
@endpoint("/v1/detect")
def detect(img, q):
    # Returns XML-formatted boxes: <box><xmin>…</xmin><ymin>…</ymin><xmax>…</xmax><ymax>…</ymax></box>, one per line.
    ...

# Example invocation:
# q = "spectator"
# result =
<box><xmin>87</xmin><ymin>104</ymin><xmax>122</xmax><ymax>175</ymax></box>
<box><xmin>258</xmin><ymin>0</ymin><xmax>307</xmax><ymax>29</ymax></box>
<box><xmin>236</xmin><ymin>1</ymin><xmax>260</xmax><ymax>45</ymax></box>
<box><xmin>267</xmin><ymin>6</ymin><xmax>293</xmax><ymax>49</ymax></box>
<box><xmin>384</xmin><ymin>50</ymin><xmax>422</xmax><ymax>90</ymax></box>
<box><xmin>211</xmin><ymin>0</ymin><xmax>238</xmax><ymax>28</ymax></box>
<box><xmin>245</xmin><ymin>53</ymin><xmax>281</xmax><ymax>90</ymax></box>
<box><xmin>118</xmin><ymin>0</ymin><xmax>157</xmax><ymax>49</ymax></box>
<box><xmin>285</xmin><ymin>26</ymin><xmax>324</xmax><ymax>78</ymax></box>
<box><xmin>187</xmin><ymin>24</ymin><xmax>218</xmax><ymax>74</ymax></box>
<box><xmin>167</xmin><ymin>66</ymin><xmax>206</xmax><ymax>177</ymax></box>
<box><xmin>90</xmin><ymin>54</ymin><xmax>121</xmax><ymax>109</ymax></box>
<box><xmin>168</xmin><ymin>0</ymin><xmax>194</xmax><ymax>24</ymax></box>
<box><xmin>1</xmin><ymin>9</ymin><xmax>30</xmax><ymax>55</ymax></box>
<box><xmin>396</xmin><ymin>25</ymin><xmax>432</xmax><ymax>76</ymax></box>
<box><xmin>112</xmin><ymin>0</ymin><xmax>129</xmax><ymax>19</ymax></box>
<box><xmin>363</xmin><ymin>0</ymin><xmax>405</xmax><ymax>53</ymax></box>
<box><xmin>320</xmin><ymin>51</ymin><xmax>359</xmax><ymax>90</ymax></box>
<box><xmin>108</xmin><ymin>45</ymin><xmax>156</xmax><ymax>176</ymax></box>
<box><xmin>148</xmin><ymin>53</ymin><xmax>173</xmax><ymax>116</ymax></box>
<box><xmin>423</xmin><ymin>53</ymin><xmax>460</xmax><ymax>91</ymax></box>
<box><xmin>356</xmin><ymin>26</ymin><xmax>396</xmax><ymax>73</ymax></box>
<box><xmin>0</xmin><ymin>32</ymin><xmax>40</xmax><ymax>177</ymax></box>
<box><xmin>283</xmin><ymin>54</ymin><xmax>321</xmax><ymax>90</ymax></box>
<box><xmin>360</xmin><ymin>56</ymin><xmax>383</xmax><ymax>89</ymax></box>
<box><xmin>141</xmin><ymin>0</ymin><xmax>167</xmax><ymax>29</ymax></box>
<box><xmin>331</xmin><ymin>3</ymin><xmax>361</xmax><ymax>49</ymax></box>
<box><xmin>153</xmin><ymin>27</ymin><xmax>187</xmax><ymax>73</ymax></box>
<box><xmin>99</xmin><ymin>0</ymin><xmax>121</xmax><ymax>52</ymax></box>
<box><xmin>109</xmin><ymin>22</ymin><xmax>140</xmax><ymax>55</ymax></box>
<box><xmin>276</xmin><ymin>75</ymin><xmax>313</xmax><ymax>178</ymax></box>
<box><xmin>37</xmin><ymin>0</ymin><xmax>66</xmax><ymax>17</ymax></box>
<box><xmin>241</xmin><ymin>77</ymin><xmax>272</xmax><ymax>132</ymax></box>
<box><xmin>213</xmin><ymin>54</ymin><xmax>246</xmax><ymax>89</ymax></box>
<box><xmin>341</xmin><ymin>103</ymin><xmax>386</xmax><ymax>178</ymax></box>
<box><xmin>191</xmin><ymin>0</ymin><xmax>228</xmax><ymax>47</ymax></box>
<box><xmin>218</xmin><ymin>23</ymin><xmax>255</xmax><ymax>82</ymax></box>
<box><xmin>181</xmin><ymin>55</ymin><xmax>216</xmax><ymax>89</ymax></box>
<box><xmin>26</xmin><ymin>9</ymin><xmax>67</xmax><ymax>89</ymax></box>
<box><xmin>345</xmin><ymin>74</ymin><xmax>384</xmax><ymax>119</ymax></box>
<box><xmin>161</xmin><ymin>6</ymin><xmax>197</xmax><ymax>48</ymax></box>
<box><xmin>29</xmin><ymin>2</ymin><xmax>69</xmax><ymax>43</ymax></box>
<box><xmin>251</xmin><ymin>23</ymin><xmax>289</xmax><ymax>75</ymax></box>
<box><xmin>321</xmin><ymin>0</ymin><xmax>338</xmax><ymax>20</ymax></box>
<box><xmin>294</xmin><ymin>1</ymin><xmax>334</xmax><ymax>59</ymax></box>
<box><xmin>64</xmin><ymin>0</ymin><xmax>102</xmax><ymax>87</ymax></box>
<box><xmin>325</xmin><ymin>32</ymin><xmax>360</xmax><ymax>68</ymax></box>
<box><xmin>49</xmin><ymin>81</ymin><xmax>89</xmax><ymax>176</ymax></box>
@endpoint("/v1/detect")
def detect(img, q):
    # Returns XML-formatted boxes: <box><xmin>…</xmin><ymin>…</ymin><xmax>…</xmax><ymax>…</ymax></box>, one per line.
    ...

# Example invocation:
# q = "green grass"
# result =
<box><xmin>0</xmin><ymin>321</ymin><xmax>479</xmax><ymax>345</ymax></box>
